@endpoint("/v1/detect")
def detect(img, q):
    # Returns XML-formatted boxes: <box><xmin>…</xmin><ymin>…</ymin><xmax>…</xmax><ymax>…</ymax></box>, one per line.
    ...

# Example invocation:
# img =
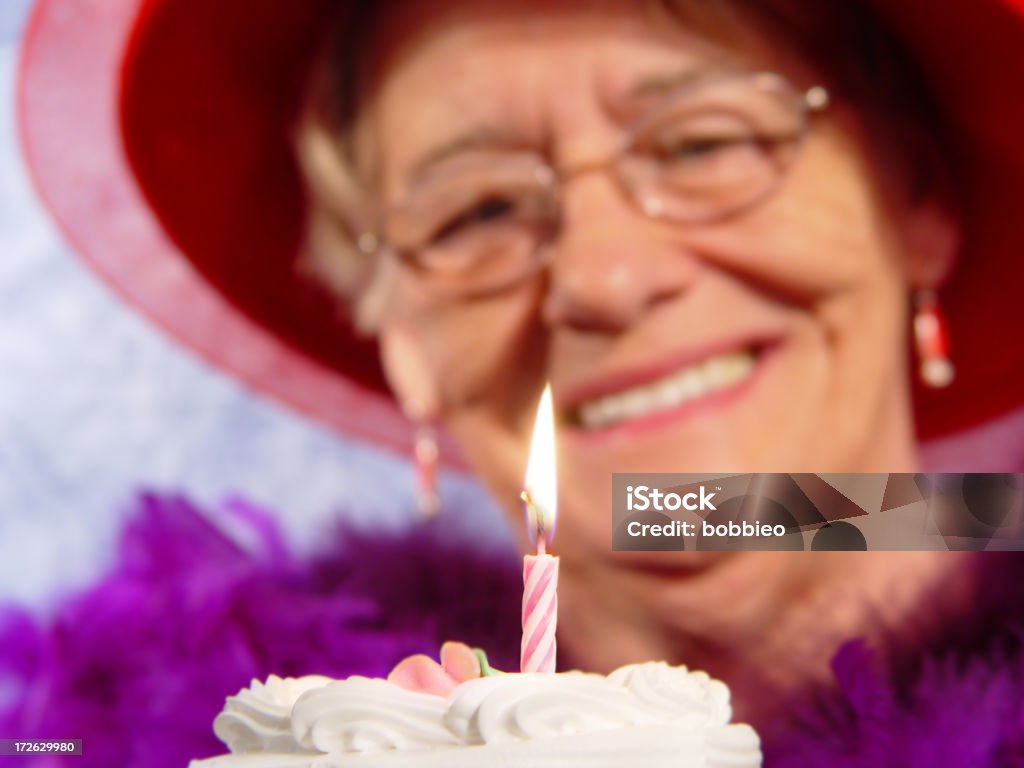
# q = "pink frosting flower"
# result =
<box><xmin>387</xmin><ymin>642</ymin><xmax>490</xmax><ymax>696</ymax></box>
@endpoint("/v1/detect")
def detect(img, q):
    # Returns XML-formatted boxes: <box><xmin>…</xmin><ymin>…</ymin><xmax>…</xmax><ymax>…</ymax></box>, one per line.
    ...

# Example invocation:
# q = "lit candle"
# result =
<box><xmin>520</xmin><ymin>384</ymin><xmax>559</xmax><ymax>674</ymax></box>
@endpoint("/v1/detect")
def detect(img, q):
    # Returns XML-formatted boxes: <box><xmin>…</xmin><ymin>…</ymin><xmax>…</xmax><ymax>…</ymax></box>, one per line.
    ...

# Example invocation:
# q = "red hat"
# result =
<box><xmin>17</xmin><ymin>0</ymin><xmax>1024</xmax><ymax>462</ymax></box>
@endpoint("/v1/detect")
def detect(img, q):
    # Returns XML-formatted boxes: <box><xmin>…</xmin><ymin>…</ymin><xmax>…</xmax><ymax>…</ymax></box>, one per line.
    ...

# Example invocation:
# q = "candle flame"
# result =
<box><xmin>524</xmin><ymin>384</ymin><xmax>557</xmax><ymax>548</ymax></box>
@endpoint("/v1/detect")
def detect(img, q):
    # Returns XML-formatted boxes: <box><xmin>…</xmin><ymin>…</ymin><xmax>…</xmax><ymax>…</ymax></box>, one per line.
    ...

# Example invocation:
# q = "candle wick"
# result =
<box><xmin>522</xmin><ymin>489</ymin><xmax>551</xmax><ymax>555</ymax></box>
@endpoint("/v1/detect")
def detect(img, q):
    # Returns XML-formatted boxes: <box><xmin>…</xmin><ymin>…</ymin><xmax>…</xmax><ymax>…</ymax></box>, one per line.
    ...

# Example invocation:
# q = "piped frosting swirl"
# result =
<box><xmin>195</xmin><ymin>662</ymin><xmax>761</xmax><ymax>767</ymax></box>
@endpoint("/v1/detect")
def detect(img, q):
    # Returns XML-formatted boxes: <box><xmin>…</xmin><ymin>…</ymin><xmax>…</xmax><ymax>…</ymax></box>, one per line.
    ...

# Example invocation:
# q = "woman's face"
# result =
<box><xmin>358</xmin><ymin>0</ymin><xmax>948</xmax><ymax>556</ymax></box>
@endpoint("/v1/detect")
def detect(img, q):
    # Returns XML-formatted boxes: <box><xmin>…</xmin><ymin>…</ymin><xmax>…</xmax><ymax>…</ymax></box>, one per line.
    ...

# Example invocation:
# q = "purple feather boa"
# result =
<box><xmin>764</xmin><ymin>551</ymin><xmax>1024</xmax><ymax>767</ymax></box>
<box><xmin>2</xmin><ymin>493</ymin><xmax>1024</xmax><ymax>767</ymax></box>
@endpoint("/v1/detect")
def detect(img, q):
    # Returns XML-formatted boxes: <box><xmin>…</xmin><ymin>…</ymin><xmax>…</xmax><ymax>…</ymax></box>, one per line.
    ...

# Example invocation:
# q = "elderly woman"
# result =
<box><xmin>11</xmin><ymin>0</ymin><xmax>1024</xmax><ymax>765</ymax></box>
<box><xmin>299</xmin><ymin>0</ymin><xmax>966</xmax><ymax>708</ymax></box>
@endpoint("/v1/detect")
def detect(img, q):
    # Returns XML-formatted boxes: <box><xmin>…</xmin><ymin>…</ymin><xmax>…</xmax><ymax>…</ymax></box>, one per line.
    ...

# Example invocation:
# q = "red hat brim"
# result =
<box><xmin>18</xmin><ymin>0</ymin><xmax>426</xmax><ymax>461</ymax></box>
<box><xmin>17</xmin><ymin>0</ymin><xmax>1024</xmax><ymax>452</ymax></box>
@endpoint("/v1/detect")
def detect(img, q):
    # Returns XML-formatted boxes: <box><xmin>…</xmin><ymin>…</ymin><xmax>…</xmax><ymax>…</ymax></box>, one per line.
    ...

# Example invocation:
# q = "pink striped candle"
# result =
<box><xmin>520</xmin><ymin>384</ymin><xmax>559</xmax><ymax>674</ymax></box>
<box><xmin>521</xmin><ymin>531</ymin><xmax>559</xmax><ymax>673</ymax></box>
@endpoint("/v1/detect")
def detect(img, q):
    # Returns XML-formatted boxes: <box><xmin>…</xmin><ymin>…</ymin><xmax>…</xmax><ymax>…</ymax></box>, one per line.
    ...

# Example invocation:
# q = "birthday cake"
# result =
<box><xmin>191</xmin><ymin>662</ymin><xmax>761</xmax><ymax>767</ymax></box>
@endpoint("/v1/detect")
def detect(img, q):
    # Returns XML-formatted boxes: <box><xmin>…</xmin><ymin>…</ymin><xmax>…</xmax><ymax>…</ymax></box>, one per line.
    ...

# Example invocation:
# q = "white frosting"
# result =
<box><xmin>292</xmin><ymin>678</ymin><xmax>458</xmax><ymax>753</ymax></box>
<box><xmin>213</xmin><ymin>674</ymin><xmax>334</xmax><ymax>753</ymax></box>
<box><xmin>192</xmin><ymin>663</ymin><xmax>761</xmax><ymax>768</ymax></box>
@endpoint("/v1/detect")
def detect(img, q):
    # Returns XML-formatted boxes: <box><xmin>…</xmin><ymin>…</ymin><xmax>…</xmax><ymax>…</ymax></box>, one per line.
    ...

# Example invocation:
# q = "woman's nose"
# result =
<box><xmin>541</xmin><ymin>175</ymin><xmax>700</xmax><ymax>332</ymax></box>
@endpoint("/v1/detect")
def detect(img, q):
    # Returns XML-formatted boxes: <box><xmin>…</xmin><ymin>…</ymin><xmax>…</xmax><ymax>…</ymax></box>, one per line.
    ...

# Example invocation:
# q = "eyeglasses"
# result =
<box><xmin>359</xmin><ymin>72</ymin><xmax>830</xmax><ymax>297</ymax></box>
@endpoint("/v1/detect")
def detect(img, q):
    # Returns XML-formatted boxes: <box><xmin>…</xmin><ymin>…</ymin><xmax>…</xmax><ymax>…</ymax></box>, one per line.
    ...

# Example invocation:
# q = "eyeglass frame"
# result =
<box><xmin>357</xmin><ymin>70</ymin><xmax>831</xmax><ymax>297</ymax></box>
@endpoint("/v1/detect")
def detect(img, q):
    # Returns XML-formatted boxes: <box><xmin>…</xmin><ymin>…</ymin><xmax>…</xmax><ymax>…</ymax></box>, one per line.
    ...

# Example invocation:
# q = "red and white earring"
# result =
<box><xmin>914</xmin><ymin>289</ymin><xmax>955</xmax><ymax>388</ymax></box>
<box><xmin>379</xmin><ymin>327</ymin><xmax>442</xmax><ymax>517</ymax></box>
<box><xmin>414</xmin><ymin>422</ymin><xmax>440</xmax><ymax>517</ymax></box>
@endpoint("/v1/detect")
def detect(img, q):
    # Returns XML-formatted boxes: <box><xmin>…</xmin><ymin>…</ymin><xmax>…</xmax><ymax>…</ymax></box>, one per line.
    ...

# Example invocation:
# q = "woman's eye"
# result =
<box><xmin>432</xmin><ymin>196</ymin><xmax>516</xmax><ymax>242</ymax></box>
<box><xmin>662</xmin><ymin>136</ymin><xmax>742</xmax><ymax>160</ymax></box>
<box><xmin>475</xmin><ymin>198</ymin><xmax>516</xmax><ymax>219</ymax></box>
<box><xmin>472</xmin><ymin>197</ymin><xmax>516</xmax><ymax>222</ymax></box>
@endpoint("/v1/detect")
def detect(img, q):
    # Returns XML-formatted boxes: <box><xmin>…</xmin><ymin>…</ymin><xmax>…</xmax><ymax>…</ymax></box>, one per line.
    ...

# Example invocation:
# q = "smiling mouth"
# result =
<box><xmin>570</xmin><ymin>349</ymin><xmax>759</xmax><ymax>431</ymax></box>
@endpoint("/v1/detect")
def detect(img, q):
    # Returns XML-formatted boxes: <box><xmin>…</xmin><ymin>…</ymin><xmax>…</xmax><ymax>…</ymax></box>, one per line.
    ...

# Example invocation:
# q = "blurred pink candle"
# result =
<box><xmin>521</xmin><ymin>499</ymin><xmax>559</xmax><ymax>673</ymax></box>
<box><xmin>520</xmin><ymin>385</ymin><xmax>559</xmax><ymax>673</ymax></box>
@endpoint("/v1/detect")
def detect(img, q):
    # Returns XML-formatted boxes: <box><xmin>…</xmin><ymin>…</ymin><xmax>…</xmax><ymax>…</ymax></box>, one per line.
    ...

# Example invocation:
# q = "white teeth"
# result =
<box><xmin>577</xmin><ymin>351</ymin><xmax>756</xmax><ymax>429</ymax></box>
